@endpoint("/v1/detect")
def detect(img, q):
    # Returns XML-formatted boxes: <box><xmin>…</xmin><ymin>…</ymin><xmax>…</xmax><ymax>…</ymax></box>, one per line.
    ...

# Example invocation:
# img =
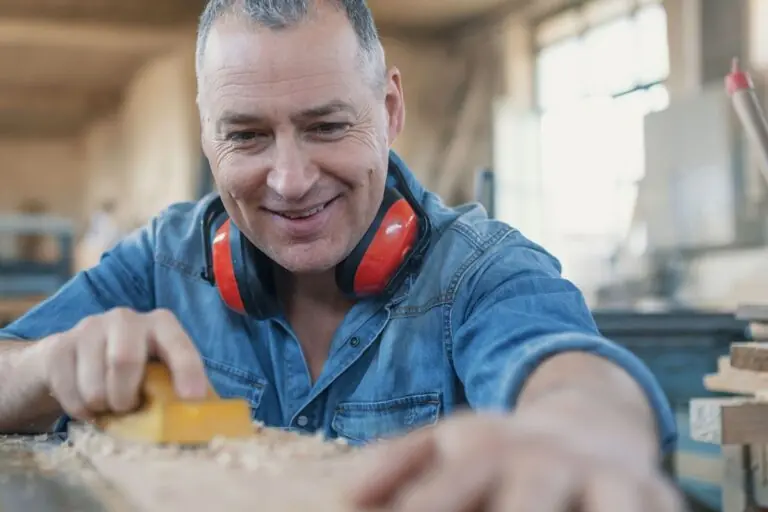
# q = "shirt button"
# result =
<box><xmin>350</xmin><ymin>337</ymin><xmax>360</xmax><ymax>347</ymax></box>
<box><xmin>297</xmin><ymin>415</ymin><xmax>309</xmax><ymax>427</ymax></box>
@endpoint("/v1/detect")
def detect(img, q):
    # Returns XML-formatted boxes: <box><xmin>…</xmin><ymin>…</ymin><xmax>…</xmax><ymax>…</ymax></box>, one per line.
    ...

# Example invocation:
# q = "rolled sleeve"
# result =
<box><xmin>451</xmin><ymin>229</ymin><xmax>677</xmax><ymax>455</ymax></box>
<box><xmin>500</xmin><ymin>331</ymin><xmax>677</xmax><ymax>454</ymax></box>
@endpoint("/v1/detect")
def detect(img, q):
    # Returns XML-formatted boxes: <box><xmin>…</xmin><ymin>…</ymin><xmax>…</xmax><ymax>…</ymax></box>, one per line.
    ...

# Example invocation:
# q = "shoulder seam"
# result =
<box><xmin>441</xmin><ymin>226</ymin><xmax>515</xmax><ymax>369</ymax></box>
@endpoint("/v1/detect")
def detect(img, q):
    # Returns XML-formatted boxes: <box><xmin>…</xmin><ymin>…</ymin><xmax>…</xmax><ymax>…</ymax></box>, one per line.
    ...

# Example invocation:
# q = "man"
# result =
<box><xmin>0</xmin><ymin>0</ymin><xmax>682</xmax><ymax>510</ymax></box>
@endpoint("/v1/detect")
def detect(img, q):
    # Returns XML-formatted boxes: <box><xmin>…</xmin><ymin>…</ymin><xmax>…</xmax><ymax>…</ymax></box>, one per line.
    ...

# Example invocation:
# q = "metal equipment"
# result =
<box><xmin>0</xmin><ymin>213</ymin><xmax>75</xmax><ymax>326</ymax></box>
<box><xmin>726</xmin><ymin>58</ymin><xmax>768</xmax><ymax>180</ymax></box>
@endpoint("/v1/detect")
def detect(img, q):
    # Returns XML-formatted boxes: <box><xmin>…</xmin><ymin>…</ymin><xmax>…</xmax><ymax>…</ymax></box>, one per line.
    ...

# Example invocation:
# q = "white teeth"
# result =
<box><xmin>282</xmin><ymin>203</ymin><xmax>326</xmax><ymax>219</ymax></box>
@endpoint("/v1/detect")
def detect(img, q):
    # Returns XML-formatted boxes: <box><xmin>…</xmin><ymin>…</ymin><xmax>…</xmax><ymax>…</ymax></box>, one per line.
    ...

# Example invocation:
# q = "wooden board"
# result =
<box><xmin>703</xmin><ymin>356</ymin><xmax>768</xmax><ymax>396</ymax></box>
<box><xmin>736</xmin><ymin>304</ymin><xmax>768</xmax><ymax>322</ymax></box>
<box><xmin>690</xmin><ymin>397</ymin><xmax>768</xmax><ymax>445</ymax></box>
<box><xmin>51</xmin><ymin>425</ymin><xmax>380</xmax><ymax>512</ymax></box>
<box><xmin>731</xmin><ymin>342</ymin><xmax>768</xmax><ymax>372</ymax></box>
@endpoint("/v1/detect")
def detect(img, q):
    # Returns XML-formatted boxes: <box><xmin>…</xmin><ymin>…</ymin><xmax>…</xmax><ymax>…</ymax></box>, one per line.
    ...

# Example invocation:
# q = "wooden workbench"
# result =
<box><xmin>0</xmin><ymin>425</ymin><xmax>369</xmax><ymax>512</ymax></box>
<box><xmin>0</xmin><ymin>434</ymin><xmax>128</xmax><ymax>511</ymax></box>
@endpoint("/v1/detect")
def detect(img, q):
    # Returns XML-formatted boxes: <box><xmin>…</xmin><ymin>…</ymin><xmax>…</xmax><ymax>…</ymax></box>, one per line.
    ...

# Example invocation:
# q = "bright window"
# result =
<box><xmin>533</xmin><ymin>0</ymin><xmax>670</xmax><ymax>293</ymax></box>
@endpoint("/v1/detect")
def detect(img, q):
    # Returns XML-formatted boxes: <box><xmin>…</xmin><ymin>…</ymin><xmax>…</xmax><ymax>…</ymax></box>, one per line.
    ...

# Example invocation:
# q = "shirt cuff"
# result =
<box><xmin>503</xmin><ymin>332</ymin><xmax>678</xmax><ymax>455</ymax></box>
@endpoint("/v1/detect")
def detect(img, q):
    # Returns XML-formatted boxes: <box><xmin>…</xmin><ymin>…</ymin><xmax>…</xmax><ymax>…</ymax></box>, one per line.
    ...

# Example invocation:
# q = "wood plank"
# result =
<box><xmin>703</xmin><ymin>357</ymin><xmax>768</xmax><ymax>395</ymax></box>
<box><xmin>0</xmin><ymin>435</ymin><xmax>130</xmax><ymax>511</ymax></box>
<box><xmin>737</xmin><ymin>304</ymin><xmax>768</xmax><ymax>322</ymax></box>
<box><xmin>732</xmin><ymin>342</ymin><xmax>768</xmax><ymax>372</ymax></box>
<box><xmin>691</xmin><ymin>397</ymin><xmax>768</xmax><ymax>445</ymax></box>
<box><xmin>722</xmin><ymin>445</ymin><xmax>749</xmax><ymax>512</ymax></box>
<box><xmin>59</xmin><ymin>425</ymin><xmax>373</xmax><ymax>511</ymax></box>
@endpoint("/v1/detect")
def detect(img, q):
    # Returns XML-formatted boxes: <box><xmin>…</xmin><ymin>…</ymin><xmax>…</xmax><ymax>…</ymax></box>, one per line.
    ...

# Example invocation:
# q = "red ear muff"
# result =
<box><xmin>202</xmin><ymin>167</ymin><xmax>431</xmax><ymax>313</ymax></box>
<box><xmin>353</xmin><ymin>198</ymin><xmax>418</xmax><ymax>295</ymax></box>
<box><xmin>212</xmin><ymin>219</ymin><xmax>246</xmax><ymax>314</ymax></box>
<box><xmin>336</xmin><ymin>188</ymin><xmax>421</xmax><ymax>297</ymax></box>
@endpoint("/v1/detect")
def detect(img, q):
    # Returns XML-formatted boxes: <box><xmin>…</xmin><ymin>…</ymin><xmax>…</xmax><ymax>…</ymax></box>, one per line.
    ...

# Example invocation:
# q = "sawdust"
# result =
<box><xmin>63</xmin><ymin>422</ymin><xmax>355</xmax><ymax>473</ymax></box>
<box><xmin>36</xmin><ymin>423</ymin><xmax>373</xmax><ymax>511</ymax></box>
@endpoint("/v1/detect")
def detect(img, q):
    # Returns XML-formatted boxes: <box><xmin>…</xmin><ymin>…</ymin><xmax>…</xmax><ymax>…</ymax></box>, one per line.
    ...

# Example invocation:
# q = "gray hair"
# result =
<box><xmin>196</xmin><ymin>0</ymin><xmax>387</xmax><ymax>89</ymax></box>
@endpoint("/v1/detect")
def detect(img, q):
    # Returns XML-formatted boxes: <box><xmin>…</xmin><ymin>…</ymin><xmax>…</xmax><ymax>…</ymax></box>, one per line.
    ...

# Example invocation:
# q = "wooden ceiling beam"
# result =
<box><xmin>0</xmin><ymin>18</ymin><xmax>194</xmax><ymax>53</ymax></box>
<box><xmin>0</xmin><ymin>0</ymin><xmax>205</xmax><ymax>26</ymax></box>
<box><xmin>0</xmin><ymin>85</ymin><xmax>120</xmax><ymax>118</ymax></box>
<box><xmin>0</xmin><ymin>85</ymin><xmax>119</xmax><ymax>138</ymax></box>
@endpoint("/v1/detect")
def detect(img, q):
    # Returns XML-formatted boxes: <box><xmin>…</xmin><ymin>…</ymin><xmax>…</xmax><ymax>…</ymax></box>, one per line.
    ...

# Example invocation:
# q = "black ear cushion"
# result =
<box><xmin>230</xmin><ymin>223</ymin><xmax>277</xmax><ymax>318</ymax></box>
<box><xmin>335</xmin><ymin>187</ymin><xmax>403</xmax><ymax>297</ymax></box>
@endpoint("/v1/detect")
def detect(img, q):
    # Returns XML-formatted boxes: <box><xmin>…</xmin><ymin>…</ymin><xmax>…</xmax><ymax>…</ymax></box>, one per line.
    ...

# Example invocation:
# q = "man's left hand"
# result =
<box><xmin>346</xmin><ymin>402</ymin><xmax>685</xmax><ymax>512</ymax></box>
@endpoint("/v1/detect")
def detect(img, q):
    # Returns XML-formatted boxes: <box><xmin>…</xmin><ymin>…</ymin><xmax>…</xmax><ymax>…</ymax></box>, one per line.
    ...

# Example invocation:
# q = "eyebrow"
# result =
<box><xmin>216</xmin><ymin>100</ymin><xmax>356</xmax><ymax>132</ymax></box>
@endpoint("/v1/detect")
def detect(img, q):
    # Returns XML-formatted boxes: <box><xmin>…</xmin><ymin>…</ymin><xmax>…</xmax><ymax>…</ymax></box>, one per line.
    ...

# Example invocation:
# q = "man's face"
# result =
<box><xmin>198</xmin><ymin>8</ymin><xmax>404</xmax><ymax>275</ymax></box>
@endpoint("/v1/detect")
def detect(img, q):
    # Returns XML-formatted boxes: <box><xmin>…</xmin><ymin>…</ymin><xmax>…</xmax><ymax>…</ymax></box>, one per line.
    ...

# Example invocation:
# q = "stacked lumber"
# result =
<box><xmin>690</xmin><ymin>303</ymin><xmax>768</xmax><ymax>445</ymax></box>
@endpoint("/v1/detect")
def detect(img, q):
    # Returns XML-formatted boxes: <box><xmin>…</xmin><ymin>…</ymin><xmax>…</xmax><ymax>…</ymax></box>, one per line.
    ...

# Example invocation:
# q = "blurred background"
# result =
<box><xmin>0</xmin><ymin>0</ymin><xmax>765</xmax><ymax>509</ymax></box>
<box><xmin>1</xmin><ymin>0</ymin><xmax>766</xmax><ymax>312</ymax></box>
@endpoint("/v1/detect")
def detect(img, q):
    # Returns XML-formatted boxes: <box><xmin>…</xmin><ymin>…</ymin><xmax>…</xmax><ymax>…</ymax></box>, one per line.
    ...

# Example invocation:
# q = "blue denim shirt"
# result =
<box><xmin>0</xmin><ymin>153</ymin><xmax>676</xmax><ymax>452</ymax></box>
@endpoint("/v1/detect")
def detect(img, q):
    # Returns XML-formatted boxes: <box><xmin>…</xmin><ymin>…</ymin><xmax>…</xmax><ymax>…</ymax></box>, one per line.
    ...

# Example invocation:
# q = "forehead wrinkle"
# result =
<box><xmin>212</xmin><ymin>84</ymin><xmax>357</xmax><ymax>125</ymax></box>
<box><xmin>208</xmin><ymin>66</ymin><xmax>359</xmax><ymax>105</ymax></box>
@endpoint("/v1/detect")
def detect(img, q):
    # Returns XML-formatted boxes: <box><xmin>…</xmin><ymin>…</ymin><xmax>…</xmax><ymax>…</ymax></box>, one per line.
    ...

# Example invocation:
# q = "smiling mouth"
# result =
<box><xmin>267</xmin><ymin>196</ymin><xmax>339</xmax><ymax>220</ymax></box>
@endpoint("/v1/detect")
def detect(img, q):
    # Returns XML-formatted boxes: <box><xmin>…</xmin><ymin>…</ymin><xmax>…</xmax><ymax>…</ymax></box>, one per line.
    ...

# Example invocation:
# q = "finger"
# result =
<box><xmin>489</xmin><ymin>456</ymin><xmax>577</xmax><ymax>512</ymax></box>
<box><xmin>49</xmin><ymin>340</ymin><xmax>90</xmax><ymax>421</ymax></box>
<box><xmin>76</xmin><ymin>328</ymin><xmax>107</xmax><ymax>414</ymax></box>
<box><xmin>579</xmin><ymin>470</ymin><xmax>646</xmax><ymax>512</ymax></box>
<box><xmin>347</xmin><ymin>427</ymin><xmax>438</xmax><ymax>508</ymax></box>
<box><xmin>147</xmin><ymin>309</ymin><xmax>207</xmax><ymax>399</ymax></box>
<box><xmin>395</xmin><ymin>454</ymin><xmax>498</xmax><ymax>512</ymax></box>
<box><xmin>105</xmin><ymin>311</ymin><xmax>148</xmax><ymax>412</ymax></box>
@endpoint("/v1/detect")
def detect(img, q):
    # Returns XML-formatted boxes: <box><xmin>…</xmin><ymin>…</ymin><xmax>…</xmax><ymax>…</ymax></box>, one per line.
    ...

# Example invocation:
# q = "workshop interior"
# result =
<box><xmin>0</xmin><ymin>0</ymin><xmax>767</xmax><ymax>510</ymax></box>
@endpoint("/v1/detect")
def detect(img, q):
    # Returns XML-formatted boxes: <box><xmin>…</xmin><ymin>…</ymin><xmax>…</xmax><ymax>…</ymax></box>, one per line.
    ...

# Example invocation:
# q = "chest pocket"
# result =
<box><xmin>332</xmin><ymin>392</ymin><xmax>442</xmax><ymax>444</ymax></box>
<box><xmin>202</xmin><ymin>357</ymin><xmax>267</xmax><ymax>417</ymax></box>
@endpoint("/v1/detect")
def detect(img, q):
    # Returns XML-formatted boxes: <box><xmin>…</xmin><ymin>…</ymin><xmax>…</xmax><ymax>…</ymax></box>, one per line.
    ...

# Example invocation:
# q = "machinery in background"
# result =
<box><xmin>0</xmin><ymin>213</ymin><xmax>75</xmax><ymax>326</ymax></box>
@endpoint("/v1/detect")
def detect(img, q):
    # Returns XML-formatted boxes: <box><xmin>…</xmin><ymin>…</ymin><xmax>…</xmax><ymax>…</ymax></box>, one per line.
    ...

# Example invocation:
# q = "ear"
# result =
<box><xmin>384</xmin><ymin>66</ymin><xmax>405</xmax><ymax>146</ymax></box>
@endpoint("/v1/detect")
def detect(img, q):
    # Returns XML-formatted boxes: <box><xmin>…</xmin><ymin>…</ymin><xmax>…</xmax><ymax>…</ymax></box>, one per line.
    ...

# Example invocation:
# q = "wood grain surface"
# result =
<box><xmin>58</xmin><ymin>424</ymin><xmax>380</xmax><ymax>512</ymax></box>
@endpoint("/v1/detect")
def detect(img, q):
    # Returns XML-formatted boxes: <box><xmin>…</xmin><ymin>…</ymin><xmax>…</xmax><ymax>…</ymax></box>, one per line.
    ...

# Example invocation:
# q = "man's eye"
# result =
<box><xmin>311</xmin><ymin>123</ymin><xmax>349</xmax><ymax>136</ymax></box>
<box><xmin>227</xmin><ymin>131</ymin><xmax>263</xmax><ymax>143</ymax></box>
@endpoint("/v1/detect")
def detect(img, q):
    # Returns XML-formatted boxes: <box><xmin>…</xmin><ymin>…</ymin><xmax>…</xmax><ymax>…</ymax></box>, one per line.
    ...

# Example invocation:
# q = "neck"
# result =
<box><xmin>274</xmin><ymin>267</ymin><xmax>354</xmax><ymax>313</ymax></box>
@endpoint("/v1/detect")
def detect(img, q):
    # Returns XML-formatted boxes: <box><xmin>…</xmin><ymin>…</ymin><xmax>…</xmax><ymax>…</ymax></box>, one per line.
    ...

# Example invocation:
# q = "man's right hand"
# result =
<box><xmin>37</xmin><ymin>308</ymin><xmax>209</xmax><ymax>421</ymax></box>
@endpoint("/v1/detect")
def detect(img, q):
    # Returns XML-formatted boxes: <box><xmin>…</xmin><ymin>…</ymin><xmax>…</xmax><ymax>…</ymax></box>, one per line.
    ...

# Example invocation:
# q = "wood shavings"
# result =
<box><xmin>34</xmin><ymin>424</ymin><xmax>371</xmax><ymax>511</ymax></box>
<box><xmin>64</xmin><ymin>423</ymin><xmax>354</xmax><ymax>473</ymax></box>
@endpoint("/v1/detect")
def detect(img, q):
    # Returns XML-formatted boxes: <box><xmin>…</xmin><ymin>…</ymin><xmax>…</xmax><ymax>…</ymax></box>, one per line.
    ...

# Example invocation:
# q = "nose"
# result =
<box><xmin>266</xmin><ymin>133</ymin><xmax>318</xmax><ymax>202</ymax></box>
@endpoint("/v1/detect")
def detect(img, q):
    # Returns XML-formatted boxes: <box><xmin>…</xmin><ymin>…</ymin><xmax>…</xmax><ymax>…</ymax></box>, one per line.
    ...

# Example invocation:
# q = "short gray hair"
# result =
<box><xmin>196</xmin><ymin>0</ymin><xmax>387</xmax><ymax>88</ymax></box>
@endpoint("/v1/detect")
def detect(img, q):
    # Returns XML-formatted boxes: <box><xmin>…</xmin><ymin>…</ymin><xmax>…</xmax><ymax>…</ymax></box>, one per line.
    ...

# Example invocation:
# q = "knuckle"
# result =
<box><xmin>73</xmin><ymin>314</ymin><xmax>100</xmax><ymax>333</ymax></box>
<box><xmin>107</xmin><ymin>345</ymin><xmax>144</xmax><ymax>369</ymax></box>
<box><xmin>149</xmin><ymin>308</ymin><xmax>177</xmax><ymax>323</ymax></box>
<box><xmin>108</xmin><ymin>353</ymin><xmax>143</xmax><ymax>371</ymax></box>
<box><xmin>107</xmin><ymin>307</ymin><xmax>138</xmax><ymax>322</ymax></box>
